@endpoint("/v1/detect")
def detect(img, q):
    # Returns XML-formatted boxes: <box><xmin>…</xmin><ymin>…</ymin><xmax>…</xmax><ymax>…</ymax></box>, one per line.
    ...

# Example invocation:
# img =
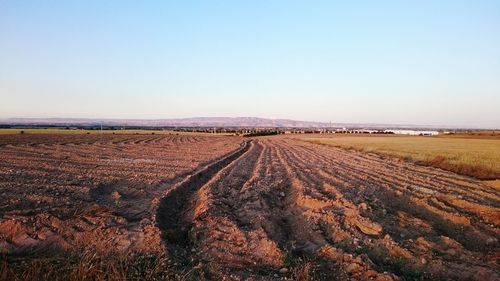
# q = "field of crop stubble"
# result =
<box><xmin>306</xmin><ymin>134</ymin><xmax>500</xmax><ymax>181</ymax></box>
<box><xmin>0</xmin><ymin>132</ymin><xmax>499</xmax><ymax>280</ymax></box>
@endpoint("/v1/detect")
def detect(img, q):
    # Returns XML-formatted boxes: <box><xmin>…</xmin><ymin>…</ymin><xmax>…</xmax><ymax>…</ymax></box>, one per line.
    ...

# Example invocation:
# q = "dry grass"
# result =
<box><xmin>436</xmin><ymin>131</ymin><xmax>500</xmax><ymax>140</ymax></box>
<box><xmin>306</xmin><ymin>135</ymin><xmax>500</xmax><ymax>180</ymax></box>
<box><xmin>0</xmin><ymin>250</ymin><xmax>180</xmax><ymax>281</ymax></box>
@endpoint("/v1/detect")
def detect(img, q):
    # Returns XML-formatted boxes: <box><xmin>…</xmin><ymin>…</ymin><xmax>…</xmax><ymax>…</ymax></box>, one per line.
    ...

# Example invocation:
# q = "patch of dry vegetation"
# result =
<box><xmin>436</xmin><ymin>131</ymin><xmax>500</xmax><ymax>140</ymax></box>
<box><xmin>306</xmin><ymin>135</ymin><xmax>500</xmax><ymax>180</ymax></box>
<box><xmin>0</xmin><ymin>250</ymin><xmax>178</xmax><ymax>281</ymax></box>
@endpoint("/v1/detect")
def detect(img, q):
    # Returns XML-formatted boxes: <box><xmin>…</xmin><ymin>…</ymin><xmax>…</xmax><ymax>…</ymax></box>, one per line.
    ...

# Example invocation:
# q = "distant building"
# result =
<box><xmin>385</xmin><ymin>130</ymin><xmax>439</xmax><ymax>136</ymax></box>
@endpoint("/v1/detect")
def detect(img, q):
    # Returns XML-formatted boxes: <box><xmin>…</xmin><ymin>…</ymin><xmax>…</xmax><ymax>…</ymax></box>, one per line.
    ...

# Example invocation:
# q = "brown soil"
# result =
<box><xmin>0</xmin><ymin>134</ymin><xmax>242</xmax><ymax>280</ymax></box>
<box><xmin>1</xmin><ymin>135</ymin><xmax>499</xmax><ymax>280</ymax></box>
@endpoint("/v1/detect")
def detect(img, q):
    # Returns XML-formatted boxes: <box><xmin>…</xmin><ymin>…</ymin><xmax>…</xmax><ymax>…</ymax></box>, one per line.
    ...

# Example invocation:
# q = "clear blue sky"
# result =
<box><xmin>1</xmin><ymin>1</ymin><xmax>499</xmax><ymax>128</ymax></box>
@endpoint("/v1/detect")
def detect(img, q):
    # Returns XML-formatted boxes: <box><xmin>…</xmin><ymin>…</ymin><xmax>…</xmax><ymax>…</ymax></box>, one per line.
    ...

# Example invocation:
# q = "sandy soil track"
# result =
<box><xmin>159</xmin><ymin>137</ymin><xmax>499</xmax><ymax>280</ymax></box>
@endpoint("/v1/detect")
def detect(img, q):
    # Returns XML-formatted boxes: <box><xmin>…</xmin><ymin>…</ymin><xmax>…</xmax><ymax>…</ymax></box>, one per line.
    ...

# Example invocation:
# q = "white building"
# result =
<box><xmin>385</xmin><ymin>130</ymin><xmax>439</xmax><ymax>136</ymax></box>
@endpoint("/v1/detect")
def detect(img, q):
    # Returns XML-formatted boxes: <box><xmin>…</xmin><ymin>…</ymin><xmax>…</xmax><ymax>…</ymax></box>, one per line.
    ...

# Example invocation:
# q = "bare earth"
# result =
<box><xmin>1</xmin><ymin>135</ymin><xmax>499</xmax><ymax>280</ymax></box>
<box><xmin>0</xmin><ymin>134</ymin><xmax>240</xmax><ymax>257</ymax></box>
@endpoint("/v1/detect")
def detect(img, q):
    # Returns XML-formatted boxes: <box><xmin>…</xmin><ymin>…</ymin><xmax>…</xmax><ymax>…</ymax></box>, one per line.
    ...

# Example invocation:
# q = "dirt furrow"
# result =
<box><xmin>284</xmin><ymin>140</ymin><xmax>500</xmax><ymax>236</ymax></box>
<box><xmin>278</xmin><ymin>139</ymin><xmax>500</xmax><ymax>280</ymax></box>
<box><xmin>4</xmin><ymin>134</ymin><xmax>498</xmax><ymax>280</ymax></box>
<box><xmin>304</xmin><ymin>141</ymin><xmax>500</xmax><ymax>204</ymax></box>
<box><xmin>155</xmin><ymin>140</ymin><xmax>252</xmax><ymax>262</ymax></box>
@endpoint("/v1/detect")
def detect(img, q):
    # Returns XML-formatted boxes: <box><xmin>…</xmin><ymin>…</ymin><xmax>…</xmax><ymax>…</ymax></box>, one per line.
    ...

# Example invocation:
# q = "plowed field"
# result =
<box><xmin>0</xmin><ymin>134</ymin><xmax>241</xmax><ymax>256</ymax></box>
<box><xmin>158</xmin><ymin>138</ymin><xmax>499</xmax><ymax>280</ymax></box>
<box><xmin>1</xmin><ymin>135</ymin><xmax>499</xmax><ymax>280</ymax></box>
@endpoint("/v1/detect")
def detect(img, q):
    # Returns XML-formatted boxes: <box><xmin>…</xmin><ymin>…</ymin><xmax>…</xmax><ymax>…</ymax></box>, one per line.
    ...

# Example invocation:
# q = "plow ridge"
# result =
<box><xmin>155</xmin><ymin>140</ymin><xmax>252</xmax><ymax>257</ymax></box>
<box><xmin>2</xmin><ymin>134</ymin><xmax>498</xmax><ymax>281</ymax></box>
<box><xmin>152</xmin><ymin>138</ymin><xmax>499</xmax><ymax>280</ymax></box>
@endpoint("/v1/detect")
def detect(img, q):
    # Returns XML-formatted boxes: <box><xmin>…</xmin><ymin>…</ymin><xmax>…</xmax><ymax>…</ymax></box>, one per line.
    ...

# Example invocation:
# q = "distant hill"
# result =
<box><xmin>1</xmin><ymin>117</ymin><xmax>332</xmax><ymax>128</ymax></box>
<box><xmin>0</xmin><ymin>117</ymin><xmax>479</xmax><ymax>130</ymax></box>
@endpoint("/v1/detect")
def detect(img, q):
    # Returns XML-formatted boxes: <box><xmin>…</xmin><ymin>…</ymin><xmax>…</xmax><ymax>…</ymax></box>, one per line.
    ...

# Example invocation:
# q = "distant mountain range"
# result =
<box><xmin>0</xmin><ymin>117</ymin><xmax>484</xmax><ymax>130</ymax></box>
<box><xmin>1</xmin><ymin>117</ymin><xmax>329</xmax><ymax>128</ymax></box>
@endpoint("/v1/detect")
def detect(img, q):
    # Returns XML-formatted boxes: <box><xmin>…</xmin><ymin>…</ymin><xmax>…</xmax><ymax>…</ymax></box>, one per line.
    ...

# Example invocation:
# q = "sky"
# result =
<box><xmin>0</xmin><ymin>1</ymin><xmax>499</xmax><ymax>128</ymax></box>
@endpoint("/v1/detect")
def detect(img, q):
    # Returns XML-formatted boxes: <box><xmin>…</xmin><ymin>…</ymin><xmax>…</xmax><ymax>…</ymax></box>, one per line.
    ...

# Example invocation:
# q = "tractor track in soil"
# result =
<box><xmin>155</xmin><ymin>138</ymin><xmax>499</xmax><ymax>281</ymax></box>
<box><xmin>1</xmin><ymin>134</ymin><xmax>498</xmax><ymax>280</ymax></box>
<box><xmin>156</xmin><ymin>140</ymin><xmax>253</xmax><ymax>261</ymax></box>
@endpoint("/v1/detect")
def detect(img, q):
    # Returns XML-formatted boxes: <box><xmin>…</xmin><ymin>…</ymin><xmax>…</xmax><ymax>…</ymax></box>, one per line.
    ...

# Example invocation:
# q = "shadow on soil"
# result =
<box><xmin>155</xmin><ymin>141</ymin><xmax>251</xmax><ymax>262</ymax></box>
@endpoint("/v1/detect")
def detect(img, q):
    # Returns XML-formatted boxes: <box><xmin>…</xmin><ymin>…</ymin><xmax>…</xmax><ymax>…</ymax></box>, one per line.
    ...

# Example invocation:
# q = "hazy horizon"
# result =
<box><xmin>1</xmin><ymin>1</ymin><xmax>499</xmax><ymax>128</ymax></box>
<box><xmin>2</xmin><ymin>116</ymin><xmax>498</xmax><ymax>129</ymax></box>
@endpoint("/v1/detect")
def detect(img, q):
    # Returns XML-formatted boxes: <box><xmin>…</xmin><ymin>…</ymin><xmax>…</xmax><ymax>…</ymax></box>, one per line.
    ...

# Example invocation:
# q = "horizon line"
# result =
<box><xmin>1</xmin><ymin>116</ymin><xmax>498</xmax><ymax>130</ymax></box>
